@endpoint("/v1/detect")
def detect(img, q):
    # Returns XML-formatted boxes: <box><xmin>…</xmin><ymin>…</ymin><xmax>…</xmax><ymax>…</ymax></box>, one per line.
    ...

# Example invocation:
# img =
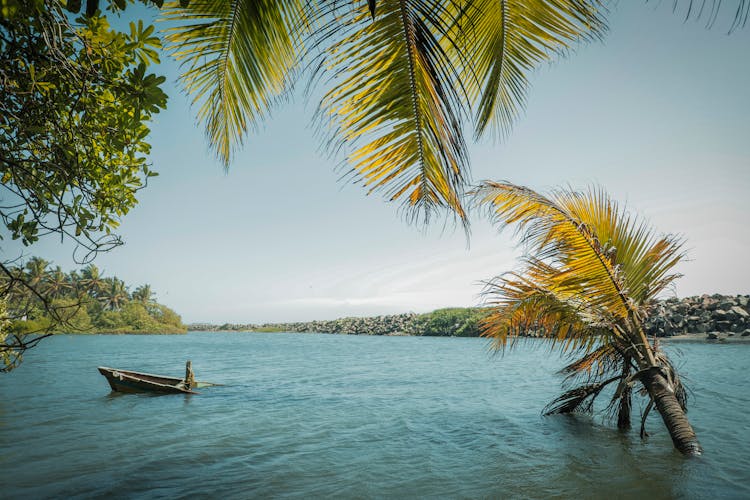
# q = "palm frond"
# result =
<box><xmin>163</xmin><ymin>0</ymin><xmax>305</xmax><ymax>166</ymax></box>
<box><xmin>474</xmin><ymin>182</ymin><xmax>634</xmax><ymax>320</ymax></box>
<box><xmin>474</xmin><ymin>181</ymin><xmax>689</xmax><ymax>375</ymax></box>
<box><xmin>451</xmin><ymin>0</ymin><xmax>606</xmax><ymax>138</ymax></box>
<box><xmin>313</xmin><ymin>0</ymin><xmax>470</xmax><ymax>225</ymax></box>
<box><xmin>542</xmin><ymin>376</ymin><xmax>619</xmax><ymax>415</ymax></box>
<box><xmin>480</xmin><ymin>263</ymin><xmax>608</xmax><ymax>353</ymax></box>
<box><xmin>664</xmin><ymin>0</ymin><xmax>749</xmax><ymax>32</ymax></box>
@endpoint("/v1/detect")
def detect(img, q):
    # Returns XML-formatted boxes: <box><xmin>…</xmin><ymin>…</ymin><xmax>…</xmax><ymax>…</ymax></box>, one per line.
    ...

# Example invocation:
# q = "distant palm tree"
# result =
<box><xmin>163</xmin><ymin>0</ymin><xmax>747</xmax><ymax>223</ymax></box>
<box><xmin>132</xmin><ymin>284</ymin><xmax>154</xmax><ymax>304</ymax></box>
<box><xmin>45</xmin><ymin>266</ymin><xmax>71</xmax><ymax>299</ymax></box>
<box><xmin>24</xmin><ymin>257</ymin><xmax>49</xmax><ymax>290</ymax></box>
<box><xmin>81</xmin><ymin>264</ymin><xmax>105</xmax><ymax>297</ymax></box>
<box><xmin>98</xmin><ymin>277</ymin><xmax>129</xmax><ymax>311</ymax></box>
<box><xmin>474</xmin><ymin>182</ymin><xmax>702</xmax><ymax>456</ymax></box>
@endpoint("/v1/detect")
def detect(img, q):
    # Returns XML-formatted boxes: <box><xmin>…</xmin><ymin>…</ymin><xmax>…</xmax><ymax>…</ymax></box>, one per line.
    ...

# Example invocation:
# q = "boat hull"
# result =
<box><xmin>98</xmin><ymin>367</ymin><xmax>197</xmax><ymax>394</ymax></box>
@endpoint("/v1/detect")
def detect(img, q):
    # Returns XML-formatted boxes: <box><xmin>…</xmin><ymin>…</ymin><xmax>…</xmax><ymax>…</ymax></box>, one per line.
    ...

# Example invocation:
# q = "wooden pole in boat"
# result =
<box><xmin>185</xmin><ymin>360</ymin><xmax>196</xmax><ymax>389</ymax></box>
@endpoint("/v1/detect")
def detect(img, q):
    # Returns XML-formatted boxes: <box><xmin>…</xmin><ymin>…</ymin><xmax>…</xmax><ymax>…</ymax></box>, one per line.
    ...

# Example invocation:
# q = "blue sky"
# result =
<box><xmin>5</xmin><ymin>2</ymin><xmax>749</xmax><ymax>323</ymax></box>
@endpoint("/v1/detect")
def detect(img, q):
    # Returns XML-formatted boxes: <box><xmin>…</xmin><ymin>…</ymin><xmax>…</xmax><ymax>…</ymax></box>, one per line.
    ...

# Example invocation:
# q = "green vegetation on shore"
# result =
<box><xmin>2</xmin><ymin>258</ymin><xmax>185</xmax><ymax>335</ymax></box>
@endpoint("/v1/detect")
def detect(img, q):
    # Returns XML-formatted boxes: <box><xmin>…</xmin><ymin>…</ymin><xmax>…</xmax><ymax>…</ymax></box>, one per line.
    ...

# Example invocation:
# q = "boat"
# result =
<box><xmin>97</xmin><ymin>361</ymin><xmax>214</xmax><ymax>394</ymax></box>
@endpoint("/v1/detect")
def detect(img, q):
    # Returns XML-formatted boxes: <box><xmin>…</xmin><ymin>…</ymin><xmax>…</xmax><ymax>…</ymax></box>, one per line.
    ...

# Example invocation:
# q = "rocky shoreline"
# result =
<box><xmin>643</xmin><ymin>294</ymin><xmax>750</xmax><ymax>342</ymax></box>
<box><xmin>189</xmin><ymin>294</ymin><xmax>750</xmax><ymax>342</ymax></box>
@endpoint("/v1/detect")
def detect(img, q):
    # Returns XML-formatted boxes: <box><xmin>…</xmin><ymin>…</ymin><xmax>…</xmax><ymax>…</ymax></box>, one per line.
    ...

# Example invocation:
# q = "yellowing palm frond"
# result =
<box><xmin>163</xmin><ymin>0</ymin><xmax>305</xmax><ymax>166</ymax></box>
<box><xmin>480</xmin><ymin>263</ymin><xmax>607</xmax><ymax>353</ymax></box>
<box><xmin>315</xmin><ymin>0</ymin><xmax>469</xmax><ymax>224</ymax></box>
<box><xmin>474</xmin><ymin>181</ymin><xmax>685</xmax><ymax>361</ymax></box>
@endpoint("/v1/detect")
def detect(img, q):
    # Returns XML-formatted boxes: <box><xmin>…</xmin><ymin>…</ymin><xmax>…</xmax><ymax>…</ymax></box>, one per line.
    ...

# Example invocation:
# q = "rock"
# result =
<box><xmin>673</xmin><ymin>303</ymin><xmax>688</xmax><ymax>315</ymax></box>
<box><xmin>718</xmin><ymin>300</ymin><xmax>735</xmax><ymax>310</ymax></box>
<box><xmin>731</xmin><ymin>306</ymin><xmax>749</xmax><ymax>318</ymax></box>
<box><xmin>715</xmin><ymin>320</ymin><xmax>733</xmax><ymax>331</ymax></box>
<box><xmin>707</xmin><ymin>332</ymin><xmax>720</xmax><ymax>340</ymax></box>
<box><xmin>738</xmin><ymin>296</ymin><xmax>749</xmax><ymax>307</ymax></box>
<box><xmin>742</xmin><ymin>329</ymin><xmax>750</xmax><ymax>337</ymax></box>
<box><xmin>714</xmin><ymin>309</ymin><xmax>731</xmax><ymax>321</ymax></box>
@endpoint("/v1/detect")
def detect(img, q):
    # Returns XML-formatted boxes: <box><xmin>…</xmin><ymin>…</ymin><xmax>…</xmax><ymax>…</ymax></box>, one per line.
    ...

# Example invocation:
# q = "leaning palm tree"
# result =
<box><xmin>163</xmin><ymin>0</ymin><xmax>747</xmax><ymax>224</ymax></box>
<box><xmin>473</xmin><ymin>181</ymin><xmax>702</xmax><ymax>456</ymax></box>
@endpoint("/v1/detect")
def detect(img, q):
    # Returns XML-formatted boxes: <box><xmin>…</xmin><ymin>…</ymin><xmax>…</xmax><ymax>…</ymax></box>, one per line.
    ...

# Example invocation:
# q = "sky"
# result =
<box><xmin>4</xmin><ymin>2</ymin><xmax>749</xmax><ymax>323</ymax></box>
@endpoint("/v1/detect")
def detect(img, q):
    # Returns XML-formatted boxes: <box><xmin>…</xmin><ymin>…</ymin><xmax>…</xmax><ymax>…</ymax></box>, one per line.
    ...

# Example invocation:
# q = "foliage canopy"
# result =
<box><xmin>0</xmin><ymin>0</ymin><xmax>167</xmax><ymax>368</ymax></box>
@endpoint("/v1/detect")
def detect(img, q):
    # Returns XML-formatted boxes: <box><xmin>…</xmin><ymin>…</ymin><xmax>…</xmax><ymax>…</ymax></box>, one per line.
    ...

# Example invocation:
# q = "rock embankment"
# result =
<box><xmin>259</xmin><ymin>313</ymin><xmax>423</xmax><ymax>336</ymax></box>
<box><xmin>644</xmin><ymin>294</ymin><xmax>750</xmax><ymax>338</ymax></box>
<box><xmin>189</xmin><ymin>295</ymin><xmax>750</xmax><ymax>339</ymax></box>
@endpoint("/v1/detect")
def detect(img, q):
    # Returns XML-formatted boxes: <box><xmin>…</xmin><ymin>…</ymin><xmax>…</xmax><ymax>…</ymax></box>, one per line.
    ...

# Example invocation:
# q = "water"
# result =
<box><xmin>0</xmin><ymin>333</ymin><xmax>748</xmax><ymax>499</ymax></box>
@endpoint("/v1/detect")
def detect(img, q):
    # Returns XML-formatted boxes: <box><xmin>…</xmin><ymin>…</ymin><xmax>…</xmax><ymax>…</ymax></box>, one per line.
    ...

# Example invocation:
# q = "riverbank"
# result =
<box><xmin>190</xmin><ymin>294</ymin><xmax>750</xmax><ymax>341</ymax></box>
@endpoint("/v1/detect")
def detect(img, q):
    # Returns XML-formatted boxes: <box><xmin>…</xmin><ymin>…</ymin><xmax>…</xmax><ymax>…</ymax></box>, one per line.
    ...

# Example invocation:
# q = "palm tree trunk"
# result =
<box><xmin>641</xmin><ymin>368</ymin><xmax>702</xmax><ymax>456</ymax></box>
<box><xmin>617</xmin><ymin>385</ymin><xmax>632</xmax><ymax>430</ymax></box>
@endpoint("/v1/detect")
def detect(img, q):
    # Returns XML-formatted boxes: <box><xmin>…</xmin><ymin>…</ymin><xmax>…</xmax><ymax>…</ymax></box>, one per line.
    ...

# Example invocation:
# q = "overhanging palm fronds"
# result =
<box><xmin>163</xmin><ymin>0</ymin><xmax>305</xmax><ymax>166</ymax></box>
<box><xmin>453</xmin><ymin>0</ymin><xmax>606</xmax><ymax>138</ymax></box>
<box><xmin>314</xmin><ymin>0</ymin><xmax>470</xmax><ymax>224</ymax></box>
<box><xmin>474</xmin><ymin>181</ymin><xmax>702</xmax><ymax>455</ymax></box>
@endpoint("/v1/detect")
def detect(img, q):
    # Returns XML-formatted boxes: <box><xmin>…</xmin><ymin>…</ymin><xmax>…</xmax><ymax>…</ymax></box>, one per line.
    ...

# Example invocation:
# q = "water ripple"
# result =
<box><xmin>0</xmin><ymin>333</ymin><xmax>747</xmax><ymax>498</ymax></box>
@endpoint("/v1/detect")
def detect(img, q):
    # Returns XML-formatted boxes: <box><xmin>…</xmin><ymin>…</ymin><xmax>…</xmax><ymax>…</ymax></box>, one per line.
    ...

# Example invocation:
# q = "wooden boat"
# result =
<box><xmin>98</xmin><ymin>361</ymin><xmax>213</xmax><ymax>394</ymax></box>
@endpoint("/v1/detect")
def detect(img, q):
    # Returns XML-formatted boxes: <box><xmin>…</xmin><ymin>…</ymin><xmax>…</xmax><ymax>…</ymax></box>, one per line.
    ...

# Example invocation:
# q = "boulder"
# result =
<box><xmin>713</xmin><ymin>309</ymin><xmax>731</xmax><ymax>321</ymax></box>
<box><xmin>707</xmin><ymin>332</ymin><xmax>720</xmax><ymax>340</ymax></box>
<box><xmin>715</xmin><ymin>320</ymin><xmax>733</xmax><ymax>331</ymax></box>
<box><xmin>742</xmin><ymin>329</ymin><xmax>750</xmax><ymax>337</ymax></box>
<box><xmin>731</xmin><ymin>306</ymin><xmax>749</xmax><ymax>318</ymax></box>
<box><xmin>718</xmin><ymin>299</ymin><xmax>736</xmax><ymax>310</ymax></box>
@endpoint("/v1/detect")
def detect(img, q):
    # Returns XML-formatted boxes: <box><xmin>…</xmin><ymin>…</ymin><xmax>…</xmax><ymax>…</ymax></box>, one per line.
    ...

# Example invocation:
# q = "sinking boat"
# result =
<box><xmin>98</xmin><ymin>361</ymin><xmax>215</xmax><ymax>394</ymax></box>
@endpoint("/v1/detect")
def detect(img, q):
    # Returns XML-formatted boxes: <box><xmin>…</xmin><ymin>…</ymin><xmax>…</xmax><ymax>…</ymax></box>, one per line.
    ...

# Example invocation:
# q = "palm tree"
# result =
<box><xmin>98</xmin><ymin>277</ymin><xmax>130</xmax><ymax>311</ymax></box>
<box><xmin>132</xmin><ymin>284</ymin><xmax>154</xmax><ymax>304</ymax></box>
<box><xmin>45</xmin><ymin>266</ymin><xmax>71</xmax><ymax>299</ymax></box>
<box><xmin>80</xmin><ymin>264</ymin><xmax>105</xmax><ymax>297</ymax></box>
<box><xmin>24</xmin><ymin>257</ymin><xmax>49</xmax><ymax>290</ymax></box>
<box><xmin>163</xmin><ymin>0</ymin><xmax>747</xmax><ymax>223</ymax></box>
<box><xmin>474</xmin><ymin>181</ymin><xmax>702</xmax><ymax>456</ymax></box>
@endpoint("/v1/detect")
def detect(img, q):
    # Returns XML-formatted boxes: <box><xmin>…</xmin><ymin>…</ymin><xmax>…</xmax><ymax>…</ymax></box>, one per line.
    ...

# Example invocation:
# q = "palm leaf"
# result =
<box><xmin>313</xmin><ymin>0</ymin><xmax>470</xmax><ymax>224</ymax></box>
<box><xmin>451</xmin><ymin>0</ymin><xmax>606</xmax><ymax>138</ymax></box>
<box><xmin>163</xmin><ymin>0</ymin><xmax>305</xmax><ymax>166</ymax></box>
<box><xmin>543</xmin><ymin>376</ymin><xmax>619</xmax><ymax>415</ymax></box>
<box><xmin>480</xmin><ymin>263</ymin><xmax>608</xmax><ymax>353</ymax></box>
<box><xmin>474</xmin><ymin>181</ymin><xmax>688</xmax><ymax>371</ymax></box>
<box><xmin>665</xmin><ymin>0</ymin><xmax>749</xmax><ymax>31</ymax></box>
<box><xmin>474</xmin><ymin>182</ymin><xmax>633</xmax><ymax>320</ymax></box>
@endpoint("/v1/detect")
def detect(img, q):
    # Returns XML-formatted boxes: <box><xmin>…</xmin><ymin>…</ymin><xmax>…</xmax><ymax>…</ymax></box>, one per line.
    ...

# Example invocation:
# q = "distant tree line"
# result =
<box><xmin>0</xmin><ymin>256</ymin><xmax>185</xmax><ymax>368</ymax></box>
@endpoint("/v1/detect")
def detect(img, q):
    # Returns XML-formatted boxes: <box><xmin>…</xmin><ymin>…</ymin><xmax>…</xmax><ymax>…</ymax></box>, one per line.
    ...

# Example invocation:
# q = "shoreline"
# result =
<box><xmin>661</xmin><ymin>333</ymin><xmax>750</xmax><ymax>343</ymax></box>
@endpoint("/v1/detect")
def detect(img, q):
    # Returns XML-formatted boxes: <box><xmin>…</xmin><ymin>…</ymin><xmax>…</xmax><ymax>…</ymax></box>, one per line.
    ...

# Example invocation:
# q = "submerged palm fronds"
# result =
<box><xmin>474</xmin><ymin>182</ymin><xmax>701</xmax><ymax>454</ymax></box>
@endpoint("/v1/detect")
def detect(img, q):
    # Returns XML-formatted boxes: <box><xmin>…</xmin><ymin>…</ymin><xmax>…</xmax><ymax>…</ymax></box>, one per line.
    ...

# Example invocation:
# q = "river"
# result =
<box><xmin>0</xmin><ymin>332</ymin><xmax>747</xmax><ymax>498</ymax></box>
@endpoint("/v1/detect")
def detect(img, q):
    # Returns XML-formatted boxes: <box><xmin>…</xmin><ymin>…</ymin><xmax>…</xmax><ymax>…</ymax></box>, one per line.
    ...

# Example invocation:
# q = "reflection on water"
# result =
<box><xmin>0</xmin><ymin>333</ymin><xmax>747</xmax><ymax>498</ymax></box>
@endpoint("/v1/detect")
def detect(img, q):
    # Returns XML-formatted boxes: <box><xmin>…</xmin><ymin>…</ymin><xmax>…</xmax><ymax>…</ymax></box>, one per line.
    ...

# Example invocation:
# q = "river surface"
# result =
<box><xmin>0</xmin><ymin>333</ymin><xmax>748</xmax><ymax>499</ymax></box>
